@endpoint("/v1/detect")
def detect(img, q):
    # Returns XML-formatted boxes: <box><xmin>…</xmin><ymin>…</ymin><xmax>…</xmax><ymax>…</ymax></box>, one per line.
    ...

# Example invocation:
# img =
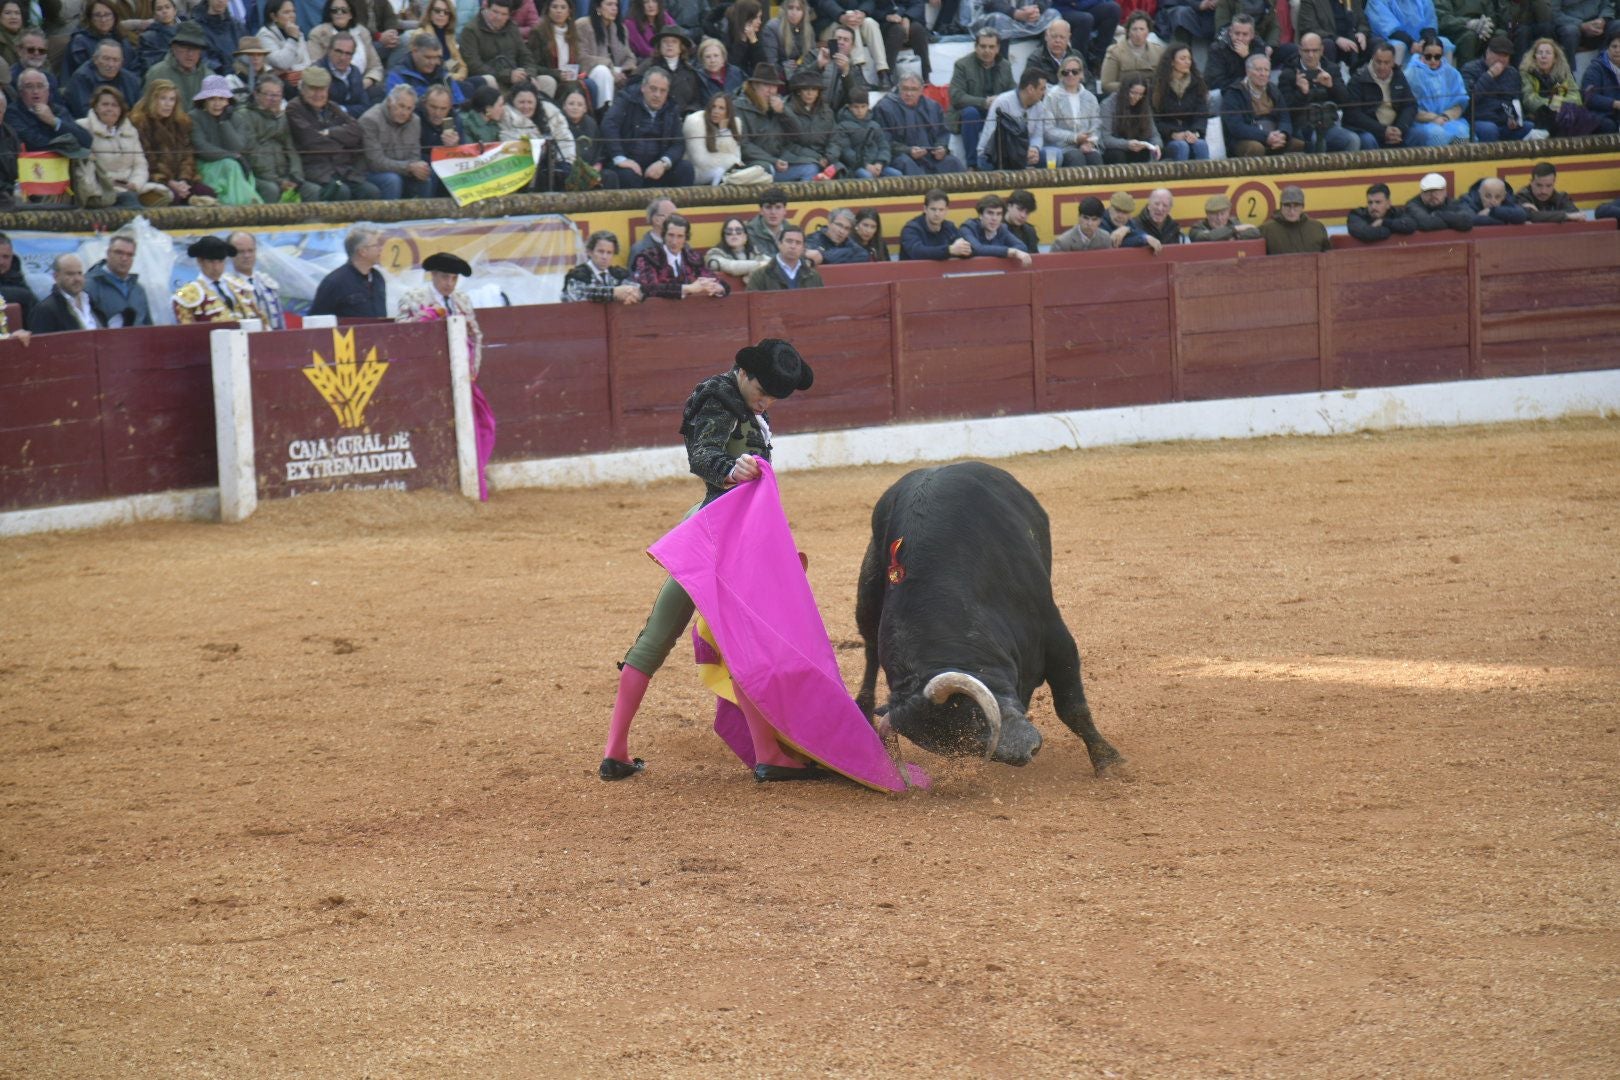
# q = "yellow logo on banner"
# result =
<box><xmin>303</xmin><ymin>329</ymin><xmax>389</xmax><ymax>429</ymax></box>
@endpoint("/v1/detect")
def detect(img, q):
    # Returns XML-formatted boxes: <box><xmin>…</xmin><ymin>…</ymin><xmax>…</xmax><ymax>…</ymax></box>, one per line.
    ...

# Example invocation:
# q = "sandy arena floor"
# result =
<box><xmin>2</xmin><ymin>420</ymin><xmax>1617</xmax><ymax>1078</ymax></box>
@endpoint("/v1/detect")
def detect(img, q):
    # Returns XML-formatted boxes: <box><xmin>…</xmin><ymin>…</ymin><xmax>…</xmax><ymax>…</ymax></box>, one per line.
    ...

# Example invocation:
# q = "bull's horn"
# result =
<box><xmin>923</xmin><ymin>672</ymin><xmax>1002</xmax><ymax>761</ymax></box>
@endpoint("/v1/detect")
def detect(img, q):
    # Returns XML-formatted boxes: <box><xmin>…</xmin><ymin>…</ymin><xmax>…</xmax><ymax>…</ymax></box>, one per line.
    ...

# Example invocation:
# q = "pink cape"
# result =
<box><xmin>649</xmin><ymin>462</ymin><xmax>928</xmax><ymax>793</ymax></box>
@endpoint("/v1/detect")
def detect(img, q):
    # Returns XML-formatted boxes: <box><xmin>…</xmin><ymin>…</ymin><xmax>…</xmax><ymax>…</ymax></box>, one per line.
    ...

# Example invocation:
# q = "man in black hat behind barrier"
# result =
<box><xmin>173</xmin><ymin>234</ymin><xmax>260</xmax><ymax>325</ymax></box>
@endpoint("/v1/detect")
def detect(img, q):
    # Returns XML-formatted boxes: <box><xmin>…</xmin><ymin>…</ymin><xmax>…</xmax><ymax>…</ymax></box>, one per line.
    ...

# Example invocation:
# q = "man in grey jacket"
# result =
<box><xmin>232</xmin><ymin>76</ymin><xmax>322</xmax><ymax>204</ymax></box>
<box><xmin>360</xmin><ymin>85</ymin><xmax>431</xmax><ymax>201</ymax></box>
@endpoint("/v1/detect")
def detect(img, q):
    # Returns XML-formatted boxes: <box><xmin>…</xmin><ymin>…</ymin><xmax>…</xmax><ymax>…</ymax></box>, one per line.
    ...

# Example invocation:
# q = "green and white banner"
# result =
<box><xmin>430</xmin><ymin>139</ymin><xmax>542</xmax><ymax>207</ymax></box>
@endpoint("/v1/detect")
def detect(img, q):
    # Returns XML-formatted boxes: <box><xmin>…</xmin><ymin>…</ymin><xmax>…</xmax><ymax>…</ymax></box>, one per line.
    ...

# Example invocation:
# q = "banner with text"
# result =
<box><xmin>431</xmin><ymin>140</ymin><xmax>542</xmax><ymax>207</ymax></box>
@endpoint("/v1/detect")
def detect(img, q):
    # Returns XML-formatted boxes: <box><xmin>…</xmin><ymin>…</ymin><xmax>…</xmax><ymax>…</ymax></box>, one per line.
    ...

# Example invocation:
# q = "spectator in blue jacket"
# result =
<box><xmin>804</xmin><ymin>207</ymin><xmax>873</xmax><ymax>265</ymax></box>
<box><xmin>960</xmin><ymin>193</ymin><xmax>1034</xmax><ymax>266</ymax></box>
<box><xmin>84</xmin><ymin>230</ymin><xmax>154</xmax><ymax>327</ymax></box>
<box><xmin>1104</xmin><ymin>190</ymin><xmax>1155</xmax><ymax>249</ymax></box>
<box><xmin>1367</xmin><ymin>0</ymin><xmax>1451</xmax><ymax>56</ymax></box>
<box><xmin>873</xmin><ymin>72</ymin><xmax>963</xmax><ymax>174</ymax></box>
<box><xmin>1404</xmin><ymin>33</ymin><xmax>1471</xmax><ymax>144</ymax></box>
<box><xmin>1463</xmin><ymin>35</ymin><xmax>1532</xmax><ymax>141</ymax></box>
<box><xmin>9</xmin><ymin>68</ymin><xmax>93</xmax><ymax>151</ymax></box>
<box><xmin>194</xmin><ymin>0</ymin><xmax>250</xmax><ymax>74</ymax></box>
<box><xmin>316</xmin><ymin>31</ymin><xmax>373</xmax><ymax>117</ymax></box>
<box><xmin>601</xmin><ymin>67</ymin><xmax>694</xmax><ymax>187</ymax></box>
<box><xmin>899</xmin><ymin>188</ymin><xmax>973</xmax><ymax>260</ymax></box>
<box><xmin>137</xmin><ymin>0</ymin><xmax>184</xmax><ymax>76</ymax></box>
<box><xmin>65</xmin><ymin>39</ymin><xmax>144</xmax><ymax>118</ymax></box>
<box><xmin>385</xmin><ymin>30</ymin><xmax>466</xmax><ymax>105</ymax></box>
<box><xmin>62</xmin><ymin>1</ymin><xmax>136</xmax><ymax>84</ymax></box>
<box><xmin>1581</xmin><ymin>29</ymin><xmax>1620</xmax><ymax>124</ymax></box>
<box><xmin>1223</xmin><ymin>53</ymin><xmax>1305</xmax><ymax>155</ymax></box>
<box><xmin>1463</xmin><ymin>176</ymin><xmax>1531</xmax><ymax>225</ymax></box>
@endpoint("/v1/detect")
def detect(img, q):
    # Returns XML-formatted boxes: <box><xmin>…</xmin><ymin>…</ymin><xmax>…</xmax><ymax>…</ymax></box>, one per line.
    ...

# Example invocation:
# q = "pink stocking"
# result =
<box><xmin>604</xmin><ymin>665</ymin><xmax>651</xmax><ymax>763</ymax></box>
<box><xmin>735</xmin><ymin>686</ymin><xmax>802</xmax><ymax>770</ymax></box>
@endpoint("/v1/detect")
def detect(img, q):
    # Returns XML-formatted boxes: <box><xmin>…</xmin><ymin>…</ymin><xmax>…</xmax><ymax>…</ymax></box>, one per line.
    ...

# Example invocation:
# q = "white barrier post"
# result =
<box><xmin>210</xmin><ymin>327</ymin><xmax>256</xmax><ymax>523</ymax></box>
<box><xmin>446</xmin><ymin>314</ymin><xmax>478</xmax><ymax>500</ymax></box>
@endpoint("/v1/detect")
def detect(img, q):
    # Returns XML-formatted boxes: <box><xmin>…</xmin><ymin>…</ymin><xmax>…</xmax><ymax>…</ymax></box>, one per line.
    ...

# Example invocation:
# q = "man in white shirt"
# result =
<box><xmin>977</xmin><ymin>70</ymin><xmax>1051</xmax><ymax>170</ymax></box>
<box><xmin>27</xmin><ymin>255</ymin><xmax>105</xmax><ymax>335</ymax></box>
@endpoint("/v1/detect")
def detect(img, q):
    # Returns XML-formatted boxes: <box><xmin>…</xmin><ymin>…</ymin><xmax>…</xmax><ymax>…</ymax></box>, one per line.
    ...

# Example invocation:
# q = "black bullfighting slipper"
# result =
<box><xmin>753</xmin><ymin>762</ymin><xmax>827</xmax><ymax>783</ymax></box>
<box><xmin>599</xmin><ymin>757</ymin><xmax>645</xmax><ymax>781</ymax></box>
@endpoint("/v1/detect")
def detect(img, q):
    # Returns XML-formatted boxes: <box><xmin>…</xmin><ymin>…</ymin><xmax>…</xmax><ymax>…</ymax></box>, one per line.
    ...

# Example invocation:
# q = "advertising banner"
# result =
<box><xmin>431</xmin><ymin>140</ymin><xmax>542</xmax><ymax>207</ymax></box>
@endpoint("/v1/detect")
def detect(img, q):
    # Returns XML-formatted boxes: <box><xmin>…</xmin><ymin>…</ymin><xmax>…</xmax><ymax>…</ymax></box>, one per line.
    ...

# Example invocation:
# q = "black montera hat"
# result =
<box><xmin>736</xmin><ymin>338</ymin><xmax>813</xmax><ymax>399</ymax></box>
<box><xmin>423</xmin><ymin>252</ymin><xmax>472</xmax><ymax>276</ymax></box>
<box><xmin>187</xmin><ymin>234</ymin><xmax>237</xmax><ymax>260</ymax></box>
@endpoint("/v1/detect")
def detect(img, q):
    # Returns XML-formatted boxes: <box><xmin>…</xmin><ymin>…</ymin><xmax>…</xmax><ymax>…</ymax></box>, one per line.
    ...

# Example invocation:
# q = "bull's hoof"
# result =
<box><xmin>1089</xmin><ymin>747</ymin><xmax>1127</xmax><ymax>778</ymax></box>
<box><xmin>599</xmin><ymin>757</ymin><xmax>645</xmax><ymax>781</ymax></box>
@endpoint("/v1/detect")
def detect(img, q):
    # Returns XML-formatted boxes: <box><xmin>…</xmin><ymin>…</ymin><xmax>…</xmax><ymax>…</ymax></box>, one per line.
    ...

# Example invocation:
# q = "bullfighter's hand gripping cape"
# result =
<box><xmin>648</xmin><ymin>461</ymin><xmax>930</xmax><ymax>792</ymax></box>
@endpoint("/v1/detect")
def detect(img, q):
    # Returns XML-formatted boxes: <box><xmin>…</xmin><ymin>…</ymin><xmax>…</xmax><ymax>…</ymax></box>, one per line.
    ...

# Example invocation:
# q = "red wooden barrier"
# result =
<box><xmin>897</xmin><ymin>273</ymin><xmax>1035</xmax><ymax>419</ymax></box>
<box><xmin>817</xmin><ymin>239</ymin><xmax>1264</xmax><ymax>287</ymax></box>
<box><xmin>1323</xmin><ymin>243</ymin><xmax>1472</xmax><ymax>388</ymax></box>
<box><xmin>1329</xmin><ymin>218</ymin><xmax>1616</xmax><ymax>249</ymax></box>
<box><xmin>0</xmin><ymin>332</ymin><xmax>102</xmax><ymax>512</ymax></box>
<box><xmin>1040</xmin><ymin>262</ymin><xmax>1174</xmax><ymax>410</ymax></box>
<box><xmin>477</xmin><ymin>303</ymin><xmax>613</xmax><ymax>461</ymax></box>
<box><xmin>608</xmin><ymin>295</ymin><xmax>752</xmax><ymax>449</ymax></box>
<box><xmin>746</xmin><ymin>286</ymin><xmax>894</xmax><ymax>434</ymax></box>
<box><xmin>1475</xmin><ymin>230</ymin><xmax>1620</xmax><ymax>378</ymax></box>
<box><xmin>1171</xmin><ymin>256</ymin><xmax>1323</xmax><ymax>400</ymax></box>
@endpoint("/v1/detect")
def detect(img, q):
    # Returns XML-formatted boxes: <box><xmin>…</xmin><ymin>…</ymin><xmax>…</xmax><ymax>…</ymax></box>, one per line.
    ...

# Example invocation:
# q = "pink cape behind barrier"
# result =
<box><xmin>649</xmin><ymin>462</ymin><xmax>928</xmax><ymax>793</ymax></box>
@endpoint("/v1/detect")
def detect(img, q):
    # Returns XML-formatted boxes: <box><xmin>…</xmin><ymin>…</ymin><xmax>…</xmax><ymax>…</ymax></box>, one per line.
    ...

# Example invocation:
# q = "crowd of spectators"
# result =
<box><xmin>0</xmin><ymin>0</ymin><xmax>1612</xmax><ymax>209</ymax></box>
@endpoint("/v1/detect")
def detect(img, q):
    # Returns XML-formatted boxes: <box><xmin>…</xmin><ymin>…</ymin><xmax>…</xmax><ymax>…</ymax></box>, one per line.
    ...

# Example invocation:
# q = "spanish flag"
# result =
<box><xmin>18</xmin><ymin>151</ymin><xmax>70</xmax><ymax>197</ymax></box>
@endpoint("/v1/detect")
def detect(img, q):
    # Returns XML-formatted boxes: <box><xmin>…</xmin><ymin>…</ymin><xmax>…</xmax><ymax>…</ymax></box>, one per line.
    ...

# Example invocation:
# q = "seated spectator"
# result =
<box><xmin>1407</xmin><ymin>171</ymin><xmax>1475</xmax><ymax>231</ymax></box>
<box><xmin>630</xmin><ymin>195</ymin><xmax>677</xmax><ymax>260</ymax></box>
<box><xmin>1515</xmin><ymin>160</ymin><xmax>1586</xmax><ymax>221</ymax></box>
<box><xmin>852</xmin><ymin>207</ymin><xmax>891</xmax><ymax>261</ymax></box>
<box><xmin>706</xmin><ymin>215</ymin><xmax>772</xmax><ymax>277</ymax></box>
<box><xmin>136</xmin><ymin>0</ymin><xmax>183</xmax><ymax>76</ymax></box>
<box><xmin>761</xmin><ymin>0</ymin><xmax>815</xmax><ymax>79</ymax></box>
<box><xmin>1582</xmin><ymin>29</ymin><xmax>1620</xmax><ymax>126</ymax></box>
<box><xmin>807</xmin><ymin>4</ymin><xmax>889</xmax><ymax>87</ymax></box>
<box><xmin>501</xmin><ymin>82</ymin><xmax>574</xmax><ymax>188</ymax></box>
<box><xmin>287</xmin><ymin>65</ymin><xmax>381</xmax><ymax>200</ymax></box>
<box><xmin>10</xmin><ymin>67</ymin><xmax>88</xmax><ymax>156</ymax></box>
<box><xmin>836</xmin><ymin>87</ymin><xmax>899</xmax><ymax>178</ymax></box>
<box><xmin>417</xmin><ymin>0</ymin><xmax>470</xmax><ymax>83</ymax></box>
<box><xmin>235</xmin><ymin>76</ymin><xmax>322</xmax><ymax>203</ymax></box>
<box><xmin>1520</xmin><ymin>37</ymin><xmax>1613</xmax><ymax>135</ymax></box>
<box><xmin>632</xmin><ymin>23</ymin><xmax>702</xmax><ymax>114</ymax></box>
<box><xmin>694</xmin><ymin>35</ymin><xmax>742</xmax><ymax>100</ymax></box>
<box><xmin>316</xmin><ymin>32</ymin><xmax>375</xmax><ymax>117</ymax></box>
<box><xmin>259</xmin><ymin>0</ymin><xmax>313</xmax><ymax>87</ymax></box>
<box><xmin>1006</xmin><ymin>189</ymin><xmax>1040</xmax><ymax>251</ymax></box>
<box><xmin>734</xmin><ymin>63</ymin><xmax>790</xmax><ymax>177</ymax></box>
<box><xmin>532</xmin><ymin>0</ymin><xmax>595</xmax><ymax>102</ymax></box>
<box><xmin>1345</xmin><ymin>43</ymin><xmax>1416</xmax><ymax>147</ymax></box>
<box><xmin>1405</xmin><ymin>32</ymin><xmax>1472</xmax><ymax>145</ymax></box>
<box><xmin>1188</xmin><ymin>193</ymin><xmax>1263</xmax><ymax>242</ymax></box>
<box><xmin>1368</xmin><ymin>0</ymin><xmax>1448</xmax><ymax>57</ymax></box>
<box><xmin>1217</xmin><ymin>0</ymin><xmax>1288</xmax><ymax>49</ymax></box>
<box><xmin>130</xmin><ymin>78</ymin><xmax>218</xmax><ymax>204</ymax></box>
<box><xmin>1347</xmin><ymin>182</ymin><xmax>1419</xmax><ymax>241</ymax></box>
<box><xmin>721</xmin><ymin>1</ymin><xmax>766</xmax><ymax>75</ymax></box>
<box><xmin>563</xmin><ymin>228</ymin><xmax>645</xmax><ymax>303</ymax></box>
<box><xmin>65</xmin><ymin>38</ymin><xmax>142</xmax><ymax>122</ymax></box>
<box><xmin>352</xmin><ymin>0</ymin><xmax>405</xmax><ymax>68</ymax></box>
<box><xmin>1041</xmin><ymin>54</ymin><xmax>1101</xmax><ymax>166</ymax></box>
<box><xmin>361</xmin><ymin>84</ymin><xmax>433</xmax><ymax>199</ymax></box>
<box><xmin>900</xmin><ymin>188</ymin><xmax>973</xmax><ymax>260</ymax></box>
<box><xmin>1104</xmin><ymin>190</ymin><xmax>1156</xmax><ymax>250</ymax></box>
<box><xmin>1593</xmin><ymin>195</ymin><xmax>1620</xmax><ymax>220</ymax></box>
<box><xmin>1224</xmin><ymin>54</ymin><xmax>1306</xmax><ymax>158</ymax></box>
<box><xmin>459</xmin><ymin>81</ymin><xmax>504</xmax><ymax>140</ymax></box>
<box><xmin>27</xmin><ymin>254</ymin><xmax>105</xmax><ymax>334</ymax></box>
<box><xmin>79</xmin><ymin>87</ymin><xmax>163</xmax><ymax>207</ymax></box>
<box><xmin>1463</xmin><ymin>35</ymin><xmax>1532</xmax><ymax>142</ymax></box>
<box><xmin>601</xmin><ymin>67</ymin><xmax>693</xmax><ymax>187</ymax></box>
<box><xmin>1551</xmin><ymin>0</ymin><xmax>1613</xmax><ymax>59</ymax></box>
<box><xmin>1158</xmin><ymin>0</ymin><xmax>1218</xmax><ymax>47</ymax></box>
<box><xmin>1101</xmin><ymin>12</ymin><xmax>1163</xmax><ymax>95</ymax></box>
<box><xmin>578</xmin><ymin>0</ymin><xmax>637</xmax><ymax>111</ymax></box>
<box><xmin>946</xmin><ymin>30</ymin><xmax>1010</xmax><ymax>170</ymax></box>
<box><xmin>0</xmin><ymin>3</ymin><xmax>27</xmax><ymax>71</ymax></box>
<box><xmin>872</xmin><ymin>0</ymin><xmax>930</xmax><ymax>84</ymax></box>
<box><xmin>64</xmin><ymin>2</ymin><xmax>135</xmax><ymax>87</ymax></box>
<box><xmin>461</xmin><ymin>0</ymin><xmax>535</xmax><ymax>90</ymax></box>
<box><xmin>874</xmin><ymin>73</ymin><xmax>964</xmax><ymax>174</ymax></box>
<box><xmin>684</xmin><ymin>91</ymin><xmax>743</xmax><ymax>184</ymax></box>
<box><xmin>1047</xmin><ymin>5</ymin><xmax>1122</xmax><ymax>75</ymax></box>
<box><xmin>230</xmin><ymin>231</ymin><xmax>287</xmax><ymax>330</ymax></box>
<box><xmin>310</xmin><ymin>226</ymin><xmax>389</xmax><ymax>317</ymax></box>
<box><xmin>1054</xmin><ymin>196</ymin><xmax>1115</xmax><ymax>250</ymax></box>
<box><xmin>1102</xmin><ymin>71</ymin><xmax>1164</xmax><ymax>162</ymax></box>
<box><xmin>143</xmin><ymin>22</ymin><xmax>211</xmax><ymax>106</ymax></box>
<box><xmin>744</xmin><ymin>186</ymin><xmax>788</xmax><ymax>254</ymax></box>
<box><xmin>12</xmin><ymin>30</ymin><xmax>66</xmax><ymax>114</ymax></box>
<box><xmin>310</xmin><ymin>0</ymin><xmax>387</xmax><ymax>94</ymax></box>
<box><xmin>814</xmin><ymin>23</ymin><xmax>872</xmax><ymax>111</ymax></box>
<box><xmin>173</xmin><ymin>234</ymin><xmax>259</xmax><ymax>325</ymax></box>
<box><xmin>665</xmin><ymin>0</ymin><xmax>707</xmax><ymax>38</ymax></box>
<box><xmin>1280</xmin><ymin>32</ymin><xmax>1360</xmax><ymax>152</ymax></box>
<box><xmin>560</xmin><ymin>87</ymin><xmax>616</xmax><ymax>186</ymax></box>
<box><xmin>1436</xmin><ymin>0</ymin><xmax>1505</xmax><ymax>64</ymax></box>
<box><xmin>0</xmin><ymin>232</ymin><xmax>34</xmax><ymax>323</ymax></box>
<box><xmin>626</xmin><ymin>0</ymin><xmax>673</xmax><ymax>59</ymax></box>
<box><xmin>1152</xmin><ymin>44</ymin><xmax>1212</xmax><ymax>161</ymax></box>
<box><xmin>745</xmin><ymin>223</ymin><xmax>823</xmax><ymax>290</ymax></box>
<box><xmin>1012</xmin><ymin>15</ymin><xmax>1077</xmax><ymax>89</ymax></box>
<box><xmin>805</xmin><ymin>206</ymin><xmax>872</xmax><ymax>265</ymax></box>
<box><xmin>189</xmin><ymin>75</ymin><xmax>260</xmax><ymax>204</ymax></box>
<box><xmin>193</xmin><ymin>0</ymin><xmax>248</xmax><ymax>77</ymax></box>
<box><xmin>84</xmin><ymin>229</ymin><xmax>151</xmax><ymax>327</ymax></box>
<box><xmin>778</xmin><ymin>66</ymin><xmax>841</xmax><ymax>180</ymax></box>
<box><xmin>1205</xmin><ymin>16</ymin><xmax>1270</xmax><ymax>90</ymax></box>
<box><xmin>1463</xmin><ymin>176</ymin><xmax>1531</xmax><ymax>225</ymax></box>
<box><xmin>229</xmin><ymin>37</ymin><xmax>272</xmax><ymax>106</ymax></box>
<box><xmin>1260</xmin><ymin>184</ymin><xmax>1331</xmax><ymax>253</ymax></box>
<box><xmin>631</xmin><ymin>212</ymin><xmax>729</xmax><ymax>299</ymax></box>
<box><xmin>1138</xmin><ymin>188</ymin><xmax>1182</xmax><ymax>245</ymax></box>
<box><xmin>390</xmin><ymin>30</ymin><xmax>467</xmax><ymax>106</ymax></box>
<box><xmin>961</xmin><ymin>193</ymin><xmax>1034</xmax><ymax>266</ymax></box>
<box><xmin>978</xmin><ymin>69</ymin><xmax>1051</xmax><ymax>171</ymax></box>
<box><xmin>1295</xmin><ymin>0</ymin><xmax>1371</xmax><ymax>69</ymax></box>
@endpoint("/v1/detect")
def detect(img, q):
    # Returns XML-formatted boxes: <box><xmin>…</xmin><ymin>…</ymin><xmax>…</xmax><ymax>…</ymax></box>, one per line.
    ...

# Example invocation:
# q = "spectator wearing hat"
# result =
<box><xmin>1344</xmin><ymin>42</ymin><xmax>1415</xmax><ymax>148</ymax></box>
<box><xmin>1104</xmin><ymin>190</ymin><xmax>1156</xmax><ymax>250</ymax></box>
<box><xmin>734</xmin><ymin>62</ymin><xmax>791</xmax><ymax>177</ymax></box>
<box><xmin>777</xmin><ymin>65</ymin><xmax>841</xmax><ymax>181</ymax></box>
<box><xmin>601</xmin><ymin>66</ymin><xmax>693</xmax><ymax>188</ymax></box>
<box><xmin>388</xmin><ymin>29</ymin><xmax>467</xmax><ymax>106</ymax></box>
<box><xmin>1462</xmin><ymin>35</ymin><xmax>1532</xmax><ymax>142</ymax></box>
<box><xmin>961</xmin><ymin>194</ymin><xmax>1033</xmax><ymax>266</ymax></box>
<box><xmin>899</xmin><ymin>188</ymin><xmax>973</xmax><ymax>260</ymax></box>
<box><xmin>1260</xmin><ymin>185</ymin><xmax>1331</xmax><ymax>254</ymax></box>
<box><xmin>633</xmin><ymin>23</ymin><xmax>702</xmax><ymax>113</ymax></box>
<box><xmin>64</xmin><ymin>37</ymin><xmax>142</xmax><ymax>118</ymax></box>
<box><xmin>631</xmin><ymin>212</ymin><xmax>728</xmax><ymax>299</ymax></box>
<box><xmin>744</xmin><ymin>186</ymin><xmax>788</xmax><ymax>254</ymax></box>
<box><xmin>949</xmin><ymin>29</ymin><xmax>1013</xmax><ymax>168</ymax></box>
<box><xmin>836</xmin><ymin>87</ymin><xmax>900</xmax><ymax>179</ymax></box>
<box><xmin>137</xmin><ymin>0</ymin><xmax>183</xmax><ymax>75</ymax></box>
<box><xmin>361</xmin><ymin>83</ymin><xmax>431</xmax><ymax>199</ymax></box>
<box><xmin>143</xmin><ymin>19</ymin><xmax>209</xmax><ymax>105</ymax></box>
<box><xmin>1463</xmin><ymin>176</ymin><xmax>1531</xmax><ymax>225</ymax></box>
<box><xmin>745</xmin><ymin>223</ymin><xmax>824</xmax><ymax>289</ymax></box>
<box><xmin>313</xmin><ymin>31</ymin><xmax>373</xmax><ymax>117</ymax></box>
<box><xmin>311</xmin><ymin>224</ymin><xmax>388</xmax><ymax>317</ymax></box>
<box><xmin>1515</xmin><ymin>160</ymin><xmax>1586</xmax><ymax>222</ymax></box>
<box><xmin>229</xmin><ymin>35</ymin><xmax>271</xmax><ymax>106</ymax></box>
<box><xmin>173</xmin><ymin>234</ymin><xmax>260</xmax><ymax>325</ymax></box>
<box><xmin>1188</xmin><ymin>194</ymin><xmax>1262</xmax><ymax>242</ymax></box>
<box><xmin>874</xmin><ymin>72</ymin><xmax>963</xmax><ymax>175</ymax></box>
<box><xmin>1052</xmin><ymin>195</ymin><xmax>1113</xmax><ymax>251</ymax></box>
<box><xmin>229</xmin><ymin>231</ymin><xmax>287</xmax><ymax>331</ymax></box>
<box><xmin>1346</xmin><ymin>182</ymin><xmax>1419</xmax><ymax>242</ymax></box>
<box><xmin>1406</xmin><ymin>172</ymin><xmax>1475</xmax><ymax>231</ymax></box>
<box><xmin>190</xmin><ymin>74</ymin><xmax>261</xmax><ymax>204</ymax></box>
<box><xmin>564</xmin><ymin>229</ymin><xmax>644</xmax><ymax>303</ymax></box>
<box><xmin>193</xmin><ymin>0</ymin><xmax>249</xmax><ymax>76</ymax></box>
<box><xmin>461</xmin><ymin>0</ymin><xmax>535</xmax><ymax>88</ymax></box>
<box><xmin>28</xmin><ymin>254</ymin><xmax>106</xmax><ymax>335</ymax></box>
<box><xmin>287</xmin><ymin>64</ymin><xmax>382</xmax><ymax>199</ymax></box>
<box><xmin>84</xmin><ymin>229</ymin><xmax>152</xmax><ymax>327</ymax></box>
<box><xmin>234</xmin><ymin>75</ymin><xmax>323</xmax><ymax>202</ymax></box>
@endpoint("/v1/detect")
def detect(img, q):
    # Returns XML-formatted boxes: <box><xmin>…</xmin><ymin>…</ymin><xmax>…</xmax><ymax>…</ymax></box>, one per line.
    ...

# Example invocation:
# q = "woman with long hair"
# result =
<box><xmin>723</xmin><ymin>0</ymin><xmax>766</xmax><ymax>74</ymax></box>
<box><xmin>852</xmin><ymin>207</ymin><xmax>891</xmax><ymax>262</ymax></box>
<box><xmin>559</xmin><ymin>86</ymin><xmax>618</xmax><ymax>187</ymax></box>
<box><xmin>309</xmin><ymin>0</ymin><xmax>385</xmax><ymax>90</ymax></box>
<box><xmin>577</xmin><ymin>0</ymin><xmax>637</xmax><ymax>108</ymax></box>
<box><xmin>704</xmin><ymin>215</ymin><xmax>770</xmax><ymax>277</ymax></box>
<box><xmin>189</xmin><ymin>75</ymin><xmax>262</xmax><ymax>205</ymax></box>
<box><xmin>695</xmin><ymin>36</ymin><xmax>742</xmax><ymax>99</ymax></box>
<box><xmin>626</xmin><ymin>0</ymin><xmax>672</xmax><ymax>58</ymax></box>
<box><xmin>64</xmin><ymin>0</ymin><xmax>135</xmax><ymax>81</ymax></box>
<box><xmin>0</xmin><ymin>1</ymin><xmax>28</xmax><ymax>70</ymax></box>
<box><xmin>532</xmin><ymin>0</ymin><xmax>588</xmax><ymax>101</ymax></box>
<box><xmin>761</xmin><ymin>0</ymin><xmax>815</xmax><ymax>77</ymax></box>
<box><xmin>1520</xmin><ymin>37</ymin><xmax>1602</xmax><ymax>136</ymax></box>
<box><xmin>501</xmin><ymin>82</ymin><xmax>575</xmax><ymax>188</ymax></box>
<box><xmin>80</xmin><ymin>86</ymin><xmax>169</xmax><ymax>207</ymax></box>
<box><xmin>129</xmin><ymin>79</ymin><xmax>219</xmax><ymax>205</ymax></box>
<box><xmin>416</xmin><ymin>0</ymin><xmax>467</xmax><ymax>81</ymax></box>
<box><xmin>257</xmin><ymin>0</ymin><xmax>313</xmax><ymax>86</ymax></box>
<box><xmin>1099</xmin><ymin>71</ymin><xmax>1162</xmax><ymax>163</ymax></box>
<box><xmin>684</xmin><ymin>91</ymin><xmax>743</xmax><ymax>184</ymax></box>
<box><xmin>1151</xmin><ymin>43</ymin><xmax>1210</xmax><ymax>160</ymax></box>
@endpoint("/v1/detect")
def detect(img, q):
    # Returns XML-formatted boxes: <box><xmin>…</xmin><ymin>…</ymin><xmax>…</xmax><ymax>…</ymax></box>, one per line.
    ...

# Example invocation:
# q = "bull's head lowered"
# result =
<box><xmin>880</xmin><ymin>672</ymin><xmax>1044</xmax><ymax>767</ymax></box>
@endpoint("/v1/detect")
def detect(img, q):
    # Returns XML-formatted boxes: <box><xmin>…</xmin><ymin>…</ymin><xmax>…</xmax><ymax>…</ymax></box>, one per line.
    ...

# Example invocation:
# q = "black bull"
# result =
<box><xmin>854</xmin><ymin>462</ymin><xmax>1123</xmax><ymax>772</ymax></box>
